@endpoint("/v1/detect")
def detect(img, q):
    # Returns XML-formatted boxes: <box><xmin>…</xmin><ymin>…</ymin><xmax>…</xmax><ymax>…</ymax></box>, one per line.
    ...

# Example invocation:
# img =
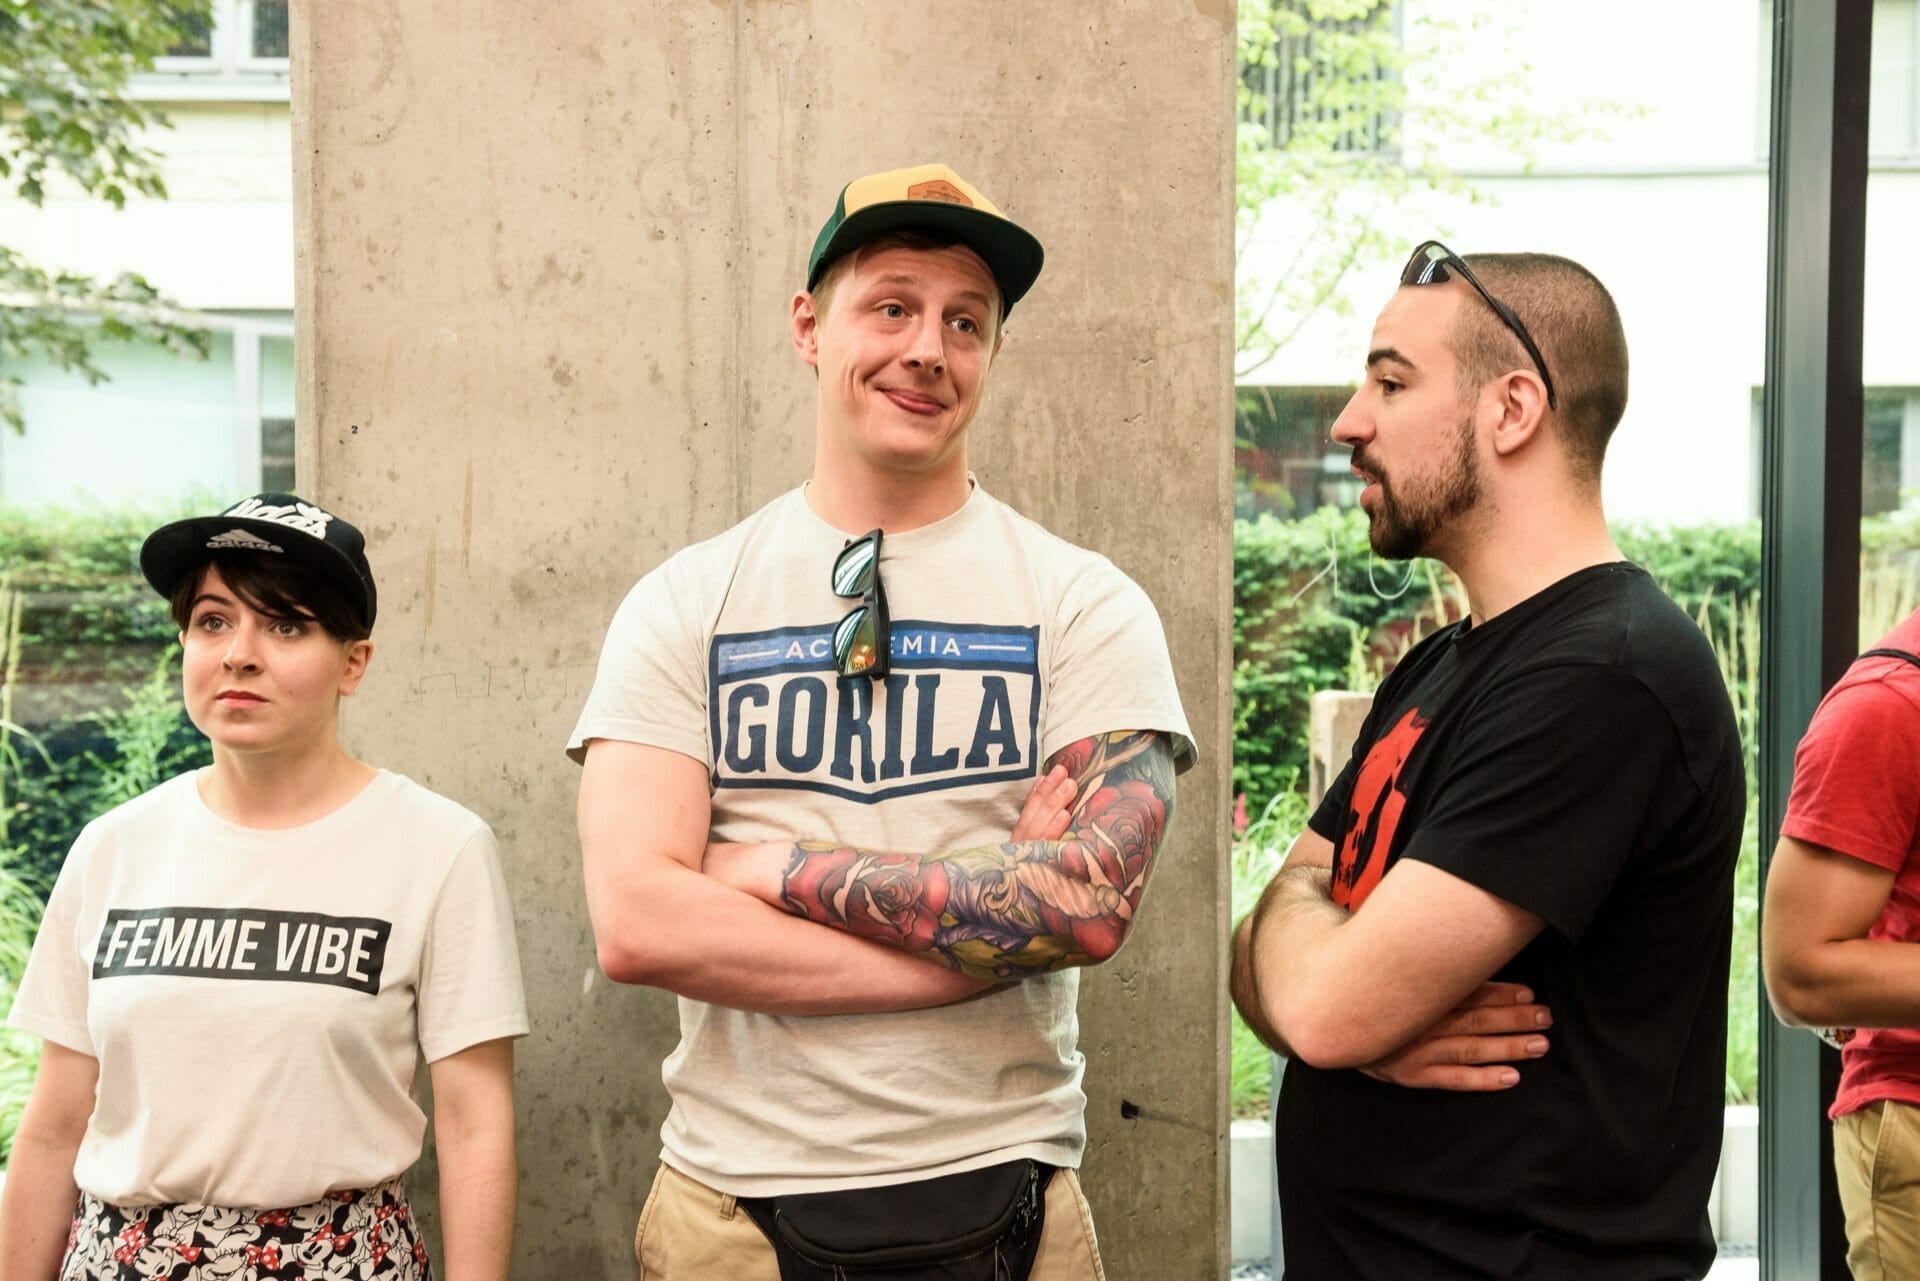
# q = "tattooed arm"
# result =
<box><xmin>580</xmin><ymin>740</ymin><xmax>997</xmax><ymax>1014</ymax></box>
<box><xmin>706</xmin><ymin>730</ymin><xmax>1178</xmax><ymax>981</ymax></box>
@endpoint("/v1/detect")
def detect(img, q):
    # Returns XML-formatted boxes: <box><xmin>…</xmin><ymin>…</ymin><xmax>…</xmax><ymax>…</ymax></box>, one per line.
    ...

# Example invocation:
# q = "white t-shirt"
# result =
<box><xmin>569</xmin><ymin>482</ymin><xmax>1193</xmax><ymax>1195</ymax></box>
<box><xmin>8</xmin><ymin>769</ymin><xmax>528</xmax><ymax>1209</ymax></box>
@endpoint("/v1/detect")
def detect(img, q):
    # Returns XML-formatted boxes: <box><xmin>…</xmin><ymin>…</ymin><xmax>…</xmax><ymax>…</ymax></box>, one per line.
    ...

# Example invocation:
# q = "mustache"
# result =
<box><xmin>1350</xmin><ymin>449</ymin><xmax>1387</xmax><ymax>485</ymax></box>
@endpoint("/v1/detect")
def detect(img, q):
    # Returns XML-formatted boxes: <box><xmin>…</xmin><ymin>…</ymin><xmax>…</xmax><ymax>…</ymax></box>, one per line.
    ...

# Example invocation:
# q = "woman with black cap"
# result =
<box><xmin>0</xmin><ymin>493</ymin><xmax>527</xmax><ymax>1281</ymax></box>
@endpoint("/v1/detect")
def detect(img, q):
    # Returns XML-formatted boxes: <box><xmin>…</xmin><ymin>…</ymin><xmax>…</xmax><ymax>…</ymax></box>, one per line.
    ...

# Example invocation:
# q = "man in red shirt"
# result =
<box><xmin>1764</xmin><ymin>608</ymin><xmax>1920</xmax><ymax>1280</ymax></box>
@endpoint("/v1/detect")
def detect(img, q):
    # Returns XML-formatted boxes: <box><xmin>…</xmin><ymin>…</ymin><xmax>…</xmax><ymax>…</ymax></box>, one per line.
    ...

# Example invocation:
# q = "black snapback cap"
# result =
<box><xmin>140</xmin><ymin>493</ymin><xmax>377</xmax><ymax>629</ymax></box>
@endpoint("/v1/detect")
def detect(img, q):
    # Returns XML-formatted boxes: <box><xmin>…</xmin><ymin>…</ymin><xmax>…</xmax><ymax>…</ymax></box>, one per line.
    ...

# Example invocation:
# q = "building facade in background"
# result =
<box><xmin>1237</xmin><ymin>0</ymin><xmax>1919</xmax><ymax>526</ymax></box>
<box><xmin>0</xmin><ymin>0</ymin><xmax>292</xmax><ymax>508</ymax></box>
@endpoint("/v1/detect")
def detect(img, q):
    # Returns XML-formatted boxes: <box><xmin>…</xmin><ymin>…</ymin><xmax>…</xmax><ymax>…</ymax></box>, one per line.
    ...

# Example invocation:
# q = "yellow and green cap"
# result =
<box><xmin>806</xmin><ymin>163</ymin><xmax>1045</xmax><ymax>316</ymax></box>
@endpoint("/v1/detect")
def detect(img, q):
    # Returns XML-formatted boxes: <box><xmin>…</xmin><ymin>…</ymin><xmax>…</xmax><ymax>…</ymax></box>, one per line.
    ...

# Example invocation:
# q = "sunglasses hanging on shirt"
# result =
<box><xmin>830</xmin><ymin>529</ymin><xmax>890</xmax><ymax>680</ymax></box>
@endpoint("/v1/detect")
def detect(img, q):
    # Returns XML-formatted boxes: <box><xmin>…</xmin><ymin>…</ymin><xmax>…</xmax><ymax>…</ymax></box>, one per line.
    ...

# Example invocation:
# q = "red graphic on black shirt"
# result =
<box><xmin>1333</xmin><ymin>708</ymin><xmax>1428</xmax><ymax>911</ymax></box>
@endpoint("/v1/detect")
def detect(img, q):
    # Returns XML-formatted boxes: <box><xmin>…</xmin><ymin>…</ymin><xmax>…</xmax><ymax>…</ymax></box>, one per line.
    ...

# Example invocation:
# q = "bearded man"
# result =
<box><xmin>1230</xmin><ymin>244</ymin><xmax>1744</xmax><ymax>1280</ymax></box>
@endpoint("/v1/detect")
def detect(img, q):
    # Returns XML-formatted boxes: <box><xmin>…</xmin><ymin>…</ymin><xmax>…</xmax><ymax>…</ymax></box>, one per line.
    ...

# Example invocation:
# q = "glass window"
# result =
<box><xmin>1240</xmin><ymin>0</ymin><xmax>1400</xmax><ymax>156</ymax></box>
<box><xmin>148</xmin><ymin>0</ymin><xmax>289</xmax><ymax>82</ymax></box>
<box><xmin>1760</xmin><ymin>0</ymin><xmax>1919</xmax><ymax>159</ymax></box>
<box><xmin>249</xmin><ymin>0</ymin><xmax>290</xmax><ymax>60</ymax></box>
<box><xmin>162</xmin><ymin>3</ymin><xmax>214</xmax><ymax>58</ymax></box>
<box><xmin>1235</xmin><ymin>387</ymin><xmax>1361</xmax><ymax>520</ymax></box>
<box><xmin>1235</xmin><ymin>4</ymin><xmax>1769</xmax><ymax>1268</ymax></box>
<box><xmin>1873</xmin><ymin>0</ymin><xmax>1919</xmax><ymax>158</ymax></box>
<box><xmin>259</xmin><ymin>332</ymin><xmax>296</xmax><ymax>491</ymax></box>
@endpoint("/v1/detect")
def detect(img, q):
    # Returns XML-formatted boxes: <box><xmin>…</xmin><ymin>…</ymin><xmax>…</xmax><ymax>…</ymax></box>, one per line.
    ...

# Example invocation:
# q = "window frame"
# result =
<box><xmin>141</xmin><ymin>0</ymin><xmax>289</xmax><ymax>102</ymax></box>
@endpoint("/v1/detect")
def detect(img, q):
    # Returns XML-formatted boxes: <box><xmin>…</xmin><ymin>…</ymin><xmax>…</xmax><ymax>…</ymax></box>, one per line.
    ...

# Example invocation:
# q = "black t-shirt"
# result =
<box><xmin>1277</xmin><ymin>563</ymin><xmax>1745</xmax><ymax>1281</ymax></box>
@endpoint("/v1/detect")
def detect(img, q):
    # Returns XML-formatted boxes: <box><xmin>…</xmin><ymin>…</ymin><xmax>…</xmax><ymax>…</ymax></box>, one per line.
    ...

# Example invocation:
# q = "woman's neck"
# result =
<box><xmin>199</xmin><ymin>740</ymin><xmax>377</xmax><ymax>830</ymax></box>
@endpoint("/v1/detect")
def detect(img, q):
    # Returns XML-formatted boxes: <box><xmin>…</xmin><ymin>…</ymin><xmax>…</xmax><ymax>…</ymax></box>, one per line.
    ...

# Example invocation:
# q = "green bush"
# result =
<box><xmin>1233</xmin><ymin>507</ymin><xmax>1462</xmax><ymax>806</ymax></box>
<box><xmin>0</xmin><ymin>502</ymin><xmax>213</xmax><ymax>1165</ymax></box>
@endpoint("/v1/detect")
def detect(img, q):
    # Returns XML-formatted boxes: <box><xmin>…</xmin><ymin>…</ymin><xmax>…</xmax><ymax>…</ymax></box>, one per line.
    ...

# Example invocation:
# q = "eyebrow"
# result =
<box><xmin>1367</xmin><ymin>347</ymin><xmax>1416</xmax><ymax>371</ymax></box>
<box><xmin>867</xmin><ymin>274</ymin><xmax>995</xmax><ymax>310</ymax></box>
<box><xmin>189</xmin><ymin>592</ymin><xmax>236</xmax><ymax>610</ymax></box>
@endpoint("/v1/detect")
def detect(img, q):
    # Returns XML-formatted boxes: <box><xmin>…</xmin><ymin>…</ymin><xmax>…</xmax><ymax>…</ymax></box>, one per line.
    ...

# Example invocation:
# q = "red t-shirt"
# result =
<box><xmin>1781</xmin><ymin>608</ymin><xmax>1920</xmax><ymax>1119</ymax></box>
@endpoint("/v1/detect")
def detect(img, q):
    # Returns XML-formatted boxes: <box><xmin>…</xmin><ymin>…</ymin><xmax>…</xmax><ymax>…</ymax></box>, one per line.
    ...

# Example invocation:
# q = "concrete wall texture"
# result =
<box><xmin>294</xmin><ymin>3</ymin><xmax>1234</xmax><ymax>1276</ymax></box>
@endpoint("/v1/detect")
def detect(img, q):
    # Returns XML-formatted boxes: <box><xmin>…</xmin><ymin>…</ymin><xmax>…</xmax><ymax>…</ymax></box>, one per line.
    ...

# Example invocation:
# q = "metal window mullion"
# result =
<box><xmin>1758</xmin><ymin>2</ymin><xmax>1873</xmax><ymax>1279</ymax></box>
<box><xmin>1910</xmin><ymin>0</ymin><xmax>1920</xmax><ymax>153</ymax></box>
<box><xmin>232</xmin><ymin>321</ymin><xmax>265</xmax><ymax>492</ymax></box>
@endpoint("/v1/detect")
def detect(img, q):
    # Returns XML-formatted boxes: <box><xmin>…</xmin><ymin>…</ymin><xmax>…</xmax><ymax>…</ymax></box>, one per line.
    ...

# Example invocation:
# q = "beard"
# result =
<box><xmin>1355</xmin><ymin>412</ymin><xmax>1482</xmax><ymax>560</ymax></box>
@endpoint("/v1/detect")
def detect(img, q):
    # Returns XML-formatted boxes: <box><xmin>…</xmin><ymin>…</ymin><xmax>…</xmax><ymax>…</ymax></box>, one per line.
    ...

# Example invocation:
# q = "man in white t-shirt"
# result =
<box><xmin>569</xmin><ymin>163</ymin><xmax>1193</xmax><ymax>1279</ymax></box>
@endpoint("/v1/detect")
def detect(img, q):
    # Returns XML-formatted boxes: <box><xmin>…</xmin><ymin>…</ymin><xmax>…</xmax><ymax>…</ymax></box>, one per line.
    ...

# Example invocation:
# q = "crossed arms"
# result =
<box><xmin>1763</xmin><ymin>835</ymin><xmax>1920</xmax><ymax>1031</ymax></box>
<box><xmin>1230</xmin><ymin>827</ymin><xmax>1554</xmax><ymax>1089</ymax></box>
<box><xmin>578</xmin><ymin>729</ymin><xmax>1176</xmax><ymax>1014</ymax></box>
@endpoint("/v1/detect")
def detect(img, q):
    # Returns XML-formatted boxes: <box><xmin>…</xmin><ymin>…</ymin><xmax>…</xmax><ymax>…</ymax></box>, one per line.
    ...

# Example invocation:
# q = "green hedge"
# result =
<box><xmin>1234</xmin><ymin>513</ymin><xmax>1777</xmax><ymax>814</ymax></box>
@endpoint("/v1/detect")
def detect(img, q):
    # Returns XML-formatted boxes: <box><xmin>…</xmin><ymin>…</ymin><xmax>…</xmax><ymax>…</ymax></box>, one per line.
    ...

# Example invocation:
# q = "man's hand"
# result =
<box><xmin>1359</xmin><ymin>982</ymin><xmax>1552</xmax><ymax>1091</ymax></box>
<box><xmin>1011</xmin><ymin>764</ymin><xmax>1077</xmax><ymax>843</ymax></box>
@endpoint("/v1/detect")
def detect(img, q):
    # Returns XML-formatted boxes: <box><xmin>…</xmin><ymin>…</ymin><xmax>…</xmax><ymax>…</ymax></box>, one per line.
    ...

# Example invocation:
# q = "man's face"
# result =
<box><xmin>794</xmin><ymin>242</ymin><xmax>1002</xmax><ymax>479</ymax></box>
<box><xmin>1331</xmin><ymin>285</ymin><xmax>1485</xmax><ymax>561</ymax></box>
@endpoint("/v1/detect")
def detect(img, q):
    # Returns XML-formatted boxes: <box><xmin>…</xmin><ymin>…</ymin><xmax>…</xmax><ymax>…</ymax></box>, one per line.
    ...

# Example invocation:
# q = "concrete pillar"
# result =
<box><xmin>294</xmin><ymin>3</ymin><xmax>1233</xmax><ymax>1276</ymax></box>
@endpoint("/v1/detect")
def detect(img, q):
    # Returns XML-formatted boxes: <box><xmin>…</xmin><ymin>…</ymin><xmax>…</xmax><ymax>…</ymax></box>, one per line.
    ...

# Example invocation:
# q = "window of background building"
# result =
<box><xmin>1235</xmin><ymin>386</ymin><xmax>1361</xmax><ymax>520</ymax></box>
<box><xmin>0</xmin><ymin>317</ymin><xmax>294</xmax><ymax>507</ymax></box>
<box><xmin>259</xmin><ymin>333</ymin><xmax>295</xmax><ymax>492</ymax></box>
<box><xmin>1239</xmin><ymin>0</ymin><xmax>1401</xmax><ymax>155</ymax></box>
<box><xmin>1758</xmin><ymin>0</ymin><xmax>1919</xmax><ymax>159</ymax></box>
<box><xmin>158</xmin><ymin>0</ymin><xmax>290</xmax><ymax>75</ymax></box>
<box><xmin>1750</xmin><ymin>389</ymin><xmax>1920</xmax><ymax>518</ymax></box>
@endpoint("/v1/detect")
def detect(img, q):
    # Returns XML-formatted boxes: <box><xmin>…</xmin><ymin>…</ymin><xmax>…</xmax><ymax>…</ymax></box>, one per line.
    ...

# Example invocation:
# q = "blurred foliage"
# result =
<box><xmin>0</xmin><ymin>502</ymin><xmax>211</xmax><ymax>1164</ymax></box>
<box><xmin>1234</xmin><ymin>0</ymin><xmax>1625</xmax><ymax>375</ymax></box>
<box><xmin>0</xmin><ymin>0</ymin><xmax>213</xmax><ymax>430</ymax></box>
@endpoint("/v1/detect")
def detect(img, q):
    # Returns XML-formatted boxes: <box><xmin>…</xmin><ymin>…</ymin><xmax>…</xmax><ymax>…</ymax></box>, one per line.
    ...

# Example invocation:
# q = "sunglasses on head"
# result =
<box><xmin>1400</xmin><ymin>240</ymin><xmax>1558</xmax><ymax>411</ymax></box>
<box><xmin>830</xmin><ymin>529</ymin><xmax>890</xmax><ymax>680</ymax></box>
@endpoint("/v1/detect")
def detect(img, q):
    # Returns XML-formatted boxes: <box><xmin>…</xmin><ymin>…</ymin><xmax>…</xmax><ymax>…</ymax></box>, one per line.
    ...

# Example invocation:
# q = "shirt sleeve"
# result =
<box><xmin>417</xmin><ymin>827</ymin><xmax>529</xmax><ymax>1063</ymax></box>
<box><xmin>1040</xmin><ymin>557</ymin><xmax>1196</xmax><ymax>770</ymax></box>
<box><xmin>1308</xmin><ymin>756</ymin><xmax>1356</xmax><ymax>845</ymax></box>
<box><xmin>566</xmin><ymin>552</ymin><xmax>711</xmax><ymax>767</ymax></box>
<box><xmin>1781</xmin><ymin>676</ymin><xmax>1920</xmax><ymax>872</ymax></box>
<box><xmin>1396</xmin><ymin>663</ymin><xmax>1684</xmax><ymax>943</ymax></box>
<box><xmin>7</xmin><ymin>837</ymin><xmax>96</xmax><ymax>1055</ymax></box>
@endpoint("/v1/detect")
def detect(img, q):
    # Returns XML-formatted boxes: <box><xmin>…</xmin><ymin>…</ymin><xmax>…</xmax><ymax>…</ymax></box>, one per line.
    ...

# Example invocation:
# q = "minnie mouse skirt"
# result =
<box><xmin>59</xmin><ymin>1177</ymin><xmax>430</xmax><ymax>1280</ymax></box>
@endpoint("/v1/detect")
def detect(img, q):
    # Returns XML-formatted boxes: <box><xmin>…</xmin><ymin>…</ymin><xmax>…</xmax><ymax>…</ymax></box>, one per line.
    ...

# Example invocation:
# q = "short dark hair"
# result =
<box><xmin>169</xmin><ymin>553</ymin><xmax>373</xmax><ymax>643</ymax></box>
<box><xmin>1450</xmin><ymin>252</ymin><xmax>1629</xmax><ymax>486</ymax></box>
<box><xmin>809</xmin><ymin>229</ymin><xmax>1005</xmax><ymax>333</ymax></box>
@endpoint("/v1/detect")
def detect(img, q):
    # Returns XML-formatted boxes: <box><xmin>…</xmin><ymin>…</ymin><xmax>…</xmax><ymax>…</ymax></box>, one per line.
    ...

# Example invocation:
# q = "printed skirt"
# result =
<box><xmin>59</xmin><ymin>1177</ymin><xmax>430</xmax><ymax>1281</ymax></box>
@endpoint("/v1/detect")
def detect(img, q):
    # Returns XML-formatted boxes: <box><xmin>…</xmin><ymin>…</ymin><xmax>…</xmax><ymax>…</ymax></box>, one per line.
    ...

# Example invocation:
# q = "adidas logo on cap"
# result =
<box><xmin>205</xmin><ymin>528</ymin><xmax>284</xmax><ymax>554</ymax></box>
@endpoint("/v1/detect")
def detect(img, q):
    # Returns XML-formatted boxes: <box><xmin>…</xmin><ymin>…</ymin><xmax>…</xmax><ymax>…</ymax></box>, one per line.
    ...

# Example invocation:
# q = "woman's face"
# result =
<box><xmin>179</xmin><ymin>565</ymin><xmax>372</xmax><ymax>758</ymax></box>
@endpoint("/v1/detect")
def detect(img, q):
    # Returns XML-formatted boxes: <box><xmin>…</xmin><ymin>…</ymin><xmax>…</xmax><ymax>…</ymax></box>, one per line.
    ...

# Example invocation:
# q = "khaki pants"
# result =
<box><xmin>1836</xmin><ymin>1100</ymin><xmax>1920</xmax><ymax>1281</ymax></box>
<box><xmin>634</xmin><ymin>1162</ymin><xmax>1106</xmax><ymax>1281</ymax></box>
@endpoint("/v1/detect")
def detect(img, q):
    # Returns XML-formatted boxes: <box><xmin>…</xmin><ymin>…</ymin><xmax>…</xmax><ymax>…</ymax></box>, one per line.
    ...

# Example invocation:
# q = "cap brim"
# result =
<box><xmin>809</xmin><ymin>201</ymin><xmax>1045</xmax><ymax>313</ymax></box>
<box><xmin>140</xmin><ymin>515</ymin><xmax>376</xmax><ymax>625</ymax></box>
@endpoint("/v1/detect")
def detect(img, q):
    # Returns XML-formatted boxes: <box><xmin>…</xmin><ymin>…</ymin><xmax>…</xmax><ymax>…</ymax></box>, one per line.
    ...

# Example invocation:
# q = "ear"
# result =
<box><xmin>791</xmin><ymin>291</ymin><xmax>822</xmax><ymax>368</ymax></box>
<box><xmin>338</xmin><ymin>639</ymin><xmax>374</xmax><ymax>697</ymax></box>
<box><xmin>1487</xmin><ymin>369</ymin><xmax>1551</xmax><ymax>459</ymax></box>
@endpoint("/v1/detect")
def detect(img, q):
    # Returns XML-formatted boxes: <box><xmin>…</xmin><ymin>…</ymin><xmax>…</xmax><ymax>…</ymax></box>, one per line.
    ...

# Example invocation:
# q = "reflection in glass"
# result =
<box><xmin>162</xmin><ymin>3</ymin><xmax>213</xmax><ymax>57</ymax></box>
<box><xmin>251</xmin><ymin>0</ymin><xmax>290</xmax><ymax>60</ymax></box>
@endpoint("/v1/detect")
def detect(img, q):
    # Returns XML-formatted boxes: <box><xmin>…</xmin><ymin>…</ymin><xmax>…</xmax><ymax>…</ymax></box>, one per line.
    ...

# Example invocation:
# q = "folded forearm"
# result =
<box><xmin>1231</xmin><ymin>912</ymin><xmax>1295</xmax><ymax>1057</ymax></box>
<box><xmin>1772</xmin><ymin>938</ymin><xmax>1920</xmax><ymax>1029</ymax></box>
<box><xmin>1240</xmin><ymin>865</ymin><xmax>1362</xmax><ymax>1062</ymax></box>
<box><xmin>597</xmin><ymin>859</ymin><xmax>990</xmax><ymax>1013</ymax></box>
<box><xmin>775</xmin><ymin>834</ymin><xmax>1144</xmax><ymax>980</ymax></box>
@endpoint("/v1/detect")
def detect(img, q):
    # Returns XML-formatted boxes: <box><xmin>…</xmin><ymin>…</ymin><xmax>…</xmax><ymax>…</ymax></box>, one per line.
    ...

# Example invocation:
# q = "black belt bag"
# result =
<box><xmin>738</xmin><ymin>1159</ymin><xmax>1053</xmax><ymax>1281</ymax></box>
